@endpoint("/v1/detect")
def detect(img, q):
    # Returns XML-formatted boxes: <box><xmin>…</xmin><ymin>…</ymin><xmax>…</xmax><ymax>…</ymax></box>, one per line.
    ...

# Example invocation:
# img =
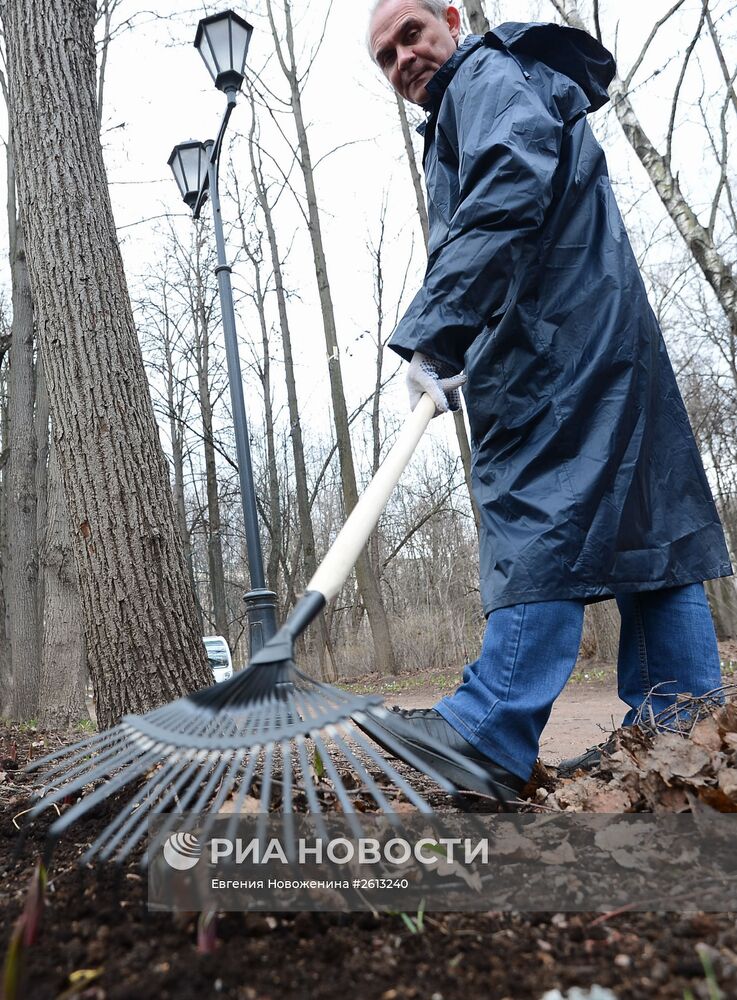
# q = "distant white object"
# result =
<box><xmin>540</xmin><ymin>988</ymin><xmax>617</xmax><ymax>1000</ymax></box>
<box><xmin>203</xmin><ymin>635</ymin><xmax>233</xmax><ymax>683</ymax></box>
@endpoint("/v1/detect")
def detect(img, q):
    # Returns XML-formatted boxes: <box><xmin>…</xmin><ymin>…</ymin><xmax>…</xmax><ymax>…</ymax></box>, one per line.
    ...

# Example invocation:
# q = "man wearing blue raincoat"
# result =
<box><xmin>363</xmin><ymin>0</ymin><xmax>733</xmax><ymax>802</ymax></box>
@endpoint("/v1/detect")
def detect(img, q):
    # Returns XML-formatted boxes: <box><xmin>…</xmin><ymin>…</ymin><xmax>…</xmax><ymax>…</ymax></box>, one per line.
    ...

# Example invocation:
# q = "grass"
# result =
<box><xmin>720</xmin><ymin>659</ymin><xmax>737</xmax><ymax>678</ymax></box>
<box><xmin>339</xmin><ymin>667</ymin><xmax>460</xmax><ymax>698</ymax></box>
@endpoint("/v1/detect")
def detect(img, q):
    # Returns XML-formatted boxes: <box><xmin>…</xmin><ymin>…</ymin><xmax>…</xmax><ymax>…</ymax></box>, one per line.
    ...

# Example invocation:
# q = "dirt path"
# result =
<box><xmin>387</xmin><ymin>683</ymin><xmax>624</xmax><ymax>766</ymax></box>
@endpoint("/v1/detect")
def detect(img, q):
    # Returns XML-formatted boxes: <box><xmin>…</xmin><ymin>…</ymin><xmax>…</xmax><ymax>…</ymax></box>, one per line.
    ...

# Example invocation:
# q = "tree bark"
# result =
<box><xmin>38</xmin><ymin>437</ymin><xmax>88</xmax><ymax>728</ymax></box>
<box><xmin>163</xmin><ymin>292</ymin><xmax>199</xmax><ymax>625</ymax></box>
<box><xmin>394</xmin><ymin>91</ymin><xmax>481</xmax><ymax>537</ymax></box>
<box><xmin>268</xmin><ymin>0</ymin><xmax>397</xmax><ymax>674</ymax></box>
<box><xmin>6</xmin><ymin>126</ymin><xmax>39</xmax><ymax>722</ymax></box>
<box><xmin>705</xmin><ymin>577</ymin><xmax>737</xmax><ymax>642</ymax></box>
<box><xmin>246</xmin><ymin>120</ymin><xmax>338</xmax><ymax>682</ymax></box>
<box><xmin>587</xmin><ymin>600</ymin><xmax>620</xmax><ymax>663</ymax></box>
<box><xmin>34</xmin><ymin>360</ymin><xmax>49</xmax><ymax>651</ymax></box>
<box><xmin>1</xmin><ymin>0</ymin><xmax>212</xmax><ymax>727</ymax></box>
<box><xmin>463</xmin><ymin>0</ymin><xmax>490</xmax><ymax>35</ymax></box>
<box><xmin>191</xmin><ymin>232</ymin><xmax>229</xmax><ymax>641</ymax></box>
<box><xmin>555</xmin><ymin>1</ymin><xmax>737</xmax><ymax>342</ymax></box>
<box><xmin>0</xmin><ymin>359</ymin><xmax>11</xmax><ymax>713</ymax></box>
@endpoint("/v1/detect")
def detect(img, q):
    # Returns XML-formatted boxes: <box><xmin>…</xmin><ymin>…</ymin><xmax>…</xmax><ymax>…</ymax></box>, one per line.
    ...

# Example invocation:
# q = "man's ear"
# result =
<box><xmin>446</xmin><ymin>5</ymin><xmax>462</xmax><ymax>42</ymax></box>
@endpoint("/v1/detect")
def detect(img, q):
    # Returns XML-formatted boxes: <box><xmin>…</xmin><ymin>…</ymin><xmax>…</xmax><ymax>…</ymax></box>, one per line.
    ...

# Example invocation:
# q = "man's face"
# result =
<box><xmin>370</xmin><ymin>1</ymin><xmax>461</xmax><ymax>106</ymax></box>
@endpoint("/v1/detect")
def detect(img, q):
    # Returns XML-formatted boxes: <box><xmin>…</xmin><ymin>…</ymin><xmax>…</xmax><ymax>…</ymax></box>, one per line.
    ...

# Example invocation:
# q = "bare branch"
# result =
<box><xmin>624</xmin><ymin>0</ymin><xmax>689</xmax><ymax>92</ymax></box>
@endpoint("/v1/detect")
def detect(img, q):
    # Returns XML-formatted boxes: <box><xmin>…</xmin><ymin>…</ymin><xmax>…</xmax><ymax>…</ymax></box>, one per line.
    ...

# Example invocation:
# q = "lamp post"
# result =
<box><xmin>168</xmin><ymin>10</ymin><xmax>278</xmax><ymax>656</ymax></box>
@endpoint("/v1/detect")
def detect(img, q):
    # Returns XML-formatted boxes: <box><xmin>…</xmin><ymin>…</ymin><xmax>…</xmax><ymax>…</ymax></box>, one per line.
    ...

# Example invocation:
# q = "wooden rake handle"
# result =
<box><xmin>307</xmin><ymin>392</ymin><xmax>437</xmax><ymax>602</ymax></box>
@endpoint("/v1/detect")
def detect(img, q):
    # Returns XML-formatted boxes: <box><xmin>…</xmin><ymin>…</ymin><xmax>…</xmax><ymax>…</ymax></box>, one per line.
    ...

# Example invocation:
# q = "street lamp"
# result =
<box><xmin>169</xmin><ymin>10</ymin><xmax>277</xmax><ymax>656</ymax></box>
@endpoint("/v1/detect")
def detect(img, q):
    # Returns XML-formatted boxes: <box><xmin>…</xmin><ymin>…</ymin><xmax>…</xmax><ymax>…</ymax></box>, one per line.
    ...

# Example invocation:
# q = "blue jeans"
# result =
<box><xmin>436</xmin><ymin>583</ymin><xmax>722</xmax><ymax>781</ymax></box>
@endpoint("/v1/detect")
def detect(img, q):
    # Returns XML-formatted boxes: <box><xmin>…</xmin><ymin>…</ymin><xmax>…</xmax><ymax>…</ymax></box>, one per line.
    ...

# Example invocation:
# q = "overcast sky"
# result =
<box><xmin>4</xmin><ymin>1</ymin><xmax>736</xmax><ymax>471</ymax></box>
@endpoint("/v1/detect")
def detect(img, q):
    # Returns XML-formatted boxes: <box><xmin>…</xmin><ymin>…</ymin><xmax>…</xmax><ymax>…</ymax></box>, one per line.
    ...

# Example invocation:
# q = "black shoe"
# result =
<box><xmin>354</xmin><ymin>706</ymin><xmax>526</xmax><ymax>804</ymax></box>
<box><xmin>557</xmin><ymin>734</ymin><xmax>617</xmax><ymax>778</ymax></box>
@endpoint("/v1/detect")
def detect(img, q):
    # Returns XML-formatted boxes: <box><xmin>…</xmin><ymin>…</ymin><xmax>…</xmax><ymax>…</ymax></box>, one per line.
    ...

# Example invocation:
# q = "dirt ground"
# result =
<box><xmin>2</xmin><ymin>646</ymin><xmax>737</xmax><ymax>1000</ymax></box>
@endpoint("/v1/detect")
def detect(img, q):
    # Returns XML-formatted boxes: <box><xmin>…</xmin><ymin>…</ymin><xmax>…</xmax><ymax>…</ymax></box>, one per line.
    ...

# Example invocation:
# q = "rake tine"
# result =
<box><xmin>28</xmin><ymin>728</ymin><xmax>130</xmax><ymax>786</ymax></box>
<box><xmin>194</xmin><ymin>750</ymin><xmax>255</xmax><ymax>851</ymax></box>
<box><xmin>112</xmin><ymin>751</ymin><xmax>210</xmax><ymax>862</ymax></box>
<box><xmin>31</xmin><ymin>740</ymin><xmax>161</xmax><ymax>818</ymax></box>
<box><xmin>202</xmin><ymin>746</ymin><xmax>261</xmax><ymax>840</ymax></box>
<box><xmin>29</xmin><ymin>733</ymin><xmax>147</xmax><ymax>803</ymax></box>
<box><xmin>279</xmin><ymin>741</ymin><xmax>296</xmax><ymax>863</ymax></box>
<box><xmin>47</xmin><ymin>745</ymin><xmax>167</xmax><ymax>838</ymax></box>
<box><xmin>344</xmin><ymin>724</ymin><xmax>434</xmax><ymax>813</ymax></box>
<box><xmin>295</xmin><ymin>736</ymin><xmax>329</xmax><ymax>842</ymax></box>
<box><xmin>329</xmin><ymin>727</ymin><xmax>395</xmax><ymax>815</ymax></box>
<box><xmin>310</xmin><ymin>730</ymin><xmax>364</xmax><ymax>839</ymax></box>
<box><xmin>141</xmin><ymin>752</ymin><xmax>238</xmax><ymax>867</ymax></box>
<box><xmin>89</xmin><ymin>753</ymin><xmax>191</xmax><ymax>863</ymax></box>
<box><xmin>256</xmin><ymin>742</ymin><xmax>274</xmax><ymax>846</ymax></box>
<box><xmin>223</xmin><ymin>748</ymin><xmax>262</xmax><ymax>845</ymax></box>
<box><xmin>25</xmin><ymin>726</ymin><xmax>123</xmax><ymax>773</ymax></box>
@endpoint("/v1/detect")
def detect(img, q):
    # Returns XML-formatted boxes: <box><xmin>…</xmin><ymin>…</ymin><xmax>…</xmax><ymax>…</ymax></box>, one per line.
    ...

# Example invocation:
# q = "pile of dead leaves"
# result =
<box><xmin>546</xmin><ymin>693</ymin><xmax>737</xmax><ymax>814</ymax></box>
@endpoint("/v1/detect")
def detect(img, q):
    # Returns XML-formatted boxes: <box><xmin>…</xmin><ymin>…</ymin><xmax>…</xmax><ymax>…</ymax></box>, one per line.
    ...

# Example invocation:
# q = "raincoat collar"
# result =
<box><xmin>416</xmin><ymin>35</ymin><xmax>484</xmax><ymax>137</ymax></box>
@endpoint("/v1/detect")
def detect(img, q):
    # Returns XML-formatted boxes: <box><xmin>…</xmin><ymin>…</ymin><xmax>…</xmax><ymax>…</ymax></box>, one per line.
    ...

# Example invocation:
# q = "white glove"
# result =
<box><xmin>406</xmin><ymin>352</ymin><xmax>467</xmax><ymax>417</ymax></box>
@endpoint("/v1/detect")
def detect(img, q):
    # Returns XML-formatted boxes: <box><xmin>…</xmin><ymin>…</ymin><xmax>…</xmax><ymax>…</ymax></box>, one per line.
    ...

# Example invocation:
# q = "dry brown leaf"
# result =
<box><xmin>691</xmin><ymin>717</ymin><xmax>723</xmax><ymax>752</ymax></box>
<box><xmin>219</xmin><ymin>795</ymin><xmax>263</xmax><ymax>815</ymax></box>
<box><xmin>697</xmin><ymin>786</ymin><xmax>737</xmax><ymax>813</ymax></box>
<box><xmin>583</xmin><ymin>787</ymin><xmax>632</xmax><ymax>812</ymax></box>
<box><xmin>651</xmin><ymin>786</ymin><xmax>691</xmax><ymax>813</ymax></box>
<box><xmin>717</xmin><ymin>768</ymin><xmax>737</xmax><ymax>800</ymax></box>
<box><xmin>642</xmin><ymin>734</ymin><xmax>710</xmax><ymax>783</ymax></box>
<box><xmin>715</xmin><ymin>703</ymin><xmax>737</xmax><ymax>736</ymax></box>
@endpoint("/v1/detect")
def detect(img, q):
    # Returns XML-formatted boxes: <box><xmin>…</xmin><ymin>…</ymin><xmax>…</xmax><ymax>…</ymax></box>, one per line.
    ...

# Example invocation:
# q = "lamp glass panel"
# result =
<box><xmin>198</xmin><ymin>40</ymin><xmax>218</xmax><ymax>82</ymax></box>
<box><xmin>179</xmin><ymin>144</ymin><xmax>207</xmax><ymax>198</ymax></box>
<box><xmin>230</xmin><ymin>20</ymin><xmax>252</xmax><ymax>74</ymax></box>
<box><xmin>169</xmin><ymin>153</ymin><xmax>188</xmax><ymax>199</ymax></box>
<box><xmin>203</xmin><ymin>17</ymin><xmax>232</xmax><ymax>74</ymax></box>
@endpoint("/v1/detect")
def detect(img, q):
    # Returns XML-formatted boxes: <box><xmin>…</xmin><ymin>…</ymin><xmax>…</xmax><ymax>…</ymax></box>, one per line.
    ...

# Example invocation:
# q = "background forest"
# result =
<box><xmin>1</xmin><ymin>0</ymin><xmax>736</xmax><ymax>726</ymax></box>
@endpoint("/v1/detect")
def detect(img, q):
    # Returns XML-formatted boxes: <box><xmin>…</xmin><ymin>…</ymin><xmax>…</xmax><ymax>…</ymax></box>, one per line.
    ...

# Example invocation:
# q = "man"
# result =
<box><xmin>364</xmin><ymin>0</ymin><xmax>733</xmax><ymax>803</ymax></box>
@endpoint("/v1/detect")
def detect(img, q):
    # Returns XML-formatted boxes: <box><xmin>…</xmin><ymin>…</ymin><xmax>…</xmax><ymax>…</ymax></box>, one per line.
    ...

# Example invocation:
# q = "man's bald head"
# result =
<box><xmin>369</xmin><ymin>0</ymin><xmax>450</xmax><ymax>26</ymax></box>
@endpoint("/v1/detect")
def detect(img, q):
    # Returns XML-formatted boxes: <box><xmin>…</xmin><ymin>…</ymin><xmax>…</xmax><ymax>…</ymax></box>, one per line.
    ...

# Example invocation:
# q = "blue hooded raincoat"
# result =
<box><xmin>389</xmin><ymin>23</ymin><xmax>732</xmax><ymax>616</ymax></box>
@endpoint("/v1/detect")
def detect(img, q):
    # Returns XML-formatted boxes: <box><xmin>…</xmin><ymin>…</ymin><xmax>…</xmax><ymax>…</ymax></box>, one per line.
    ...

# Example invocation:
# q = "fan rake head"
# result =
<box><xmin>24</xmin><ymin>593</ymin><xmax>513</xmax><ymax>867</ymax></box>
<box><xmin>23</xmin><ymin>658</ymin><xmax>473</xmax><ymax>868</ymax></box>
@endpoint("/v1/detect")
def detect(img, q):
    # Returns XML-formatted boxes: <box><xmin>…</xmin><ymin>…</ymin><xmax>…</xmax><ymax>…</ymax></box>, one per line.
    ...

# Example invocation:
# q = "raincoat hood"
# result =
<box><xmin>487</xmin><ymin>22</ymin><xmax>615</xmax><ymax>111</ymax></box>
<box><xmin>423</xmin><ymin>22</ymin><xmax>615</xmax><ymax>116</ymax></box>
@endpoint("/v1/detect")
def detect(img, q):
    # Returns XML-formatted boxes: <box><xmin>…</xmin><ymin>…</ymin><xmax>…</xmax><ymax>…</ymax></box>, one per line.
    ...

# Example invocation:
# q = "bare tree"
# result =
<box><xmin>394</xmin><ymin>92</ymin><xmax>481</xmax><ymax>537</ymax></box>
<box><xmin>265</xmin><ymin>0</ymin><xmax>397</xmax><ymax>673</ymax></box>
<box><xmin>550</xmin><ymin>1</ymin><xmax>737</xmax><ymax>344</ymax></box>
<box><xmin>244</xmin><ymin>102</ymin><xmax>338</xmax><ymax>681</ymax></box>
<box><xmin>1</xmin><ymin>0</ymin><xmax>212</xmax><ymax>726</ymax></box>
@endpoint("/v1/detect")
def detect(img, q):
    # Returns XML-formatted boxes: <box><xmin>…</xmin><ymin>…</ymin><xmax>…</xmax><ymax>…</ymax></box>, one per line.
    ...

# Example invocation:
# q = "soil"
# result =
<box><xmin>3</xmin><ymin>650</ymin><xmax>737</xmax><ymax>1000</ymax></box>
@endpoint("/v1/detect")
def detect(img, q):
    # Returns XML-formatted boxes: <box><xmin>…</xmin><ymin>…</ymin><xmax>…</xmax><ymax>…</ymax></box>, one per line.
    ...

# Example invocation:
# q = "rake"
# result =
<box><xmin>24</xmin><ymin>391</ymin><xmax>512</xmax><ymax>866</ymax></box>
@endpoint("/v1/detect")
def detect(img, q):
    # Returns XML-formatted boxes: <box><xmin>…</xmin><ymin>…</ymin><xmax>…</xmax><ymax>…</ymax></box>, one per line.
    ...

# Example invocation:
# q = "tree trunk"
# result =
<box><xmin>0</xmin><ymin>360</ymin><xmax>11</xmax><ymax>714</ymax></box>
<box><xmin>192</xmin><ymin>237</ymin><xmax>228</xmax><ymax>641</ymax></box>
<box><xmin>705</xmin><ymin>577</ymin><xmax>737</xmax><ymax>642</ymax></box>
<box><xmin>246</xmin><ymin>122</ymin><xmax>338</xmax><ymax>682</ymax></box>
<box><xmin>2</xmin><ymin>0</ymin><xmax>212</xmax><ymax>728</ymax></box>
<box><xmin>557</xmin><ymin>1</ymin><xmax>737</xmax><ymax>343</ymax></box>
<box><xmin>34</xmin><ymin>360</ymin><xmax>49</xmax><ymax>650</ymax></box>
<box><xmin>38</xmin><ymin>437</ymin><xmax>88</xmax><ymax>728</ymax></box>
<box><xmin>251</xmin><ymin>251</ymin><xmax>282</xmax><ymax>596</ymax></box>
<box><xmin>394</xmin><ymin>92</ymin><xmax>480</xmax><ymax>537</ymax></box>
<box><xmin>463</xmin><ymin>0</ymin><xmax>490</xmax><ymax>35</ymax></box>
<box><xmin>161</xmin><ymin>281</ymin><xmax>199</xmax><ymax>624</ymax></box>
<box><xmin>269</xmin><ymin>0</ymin><xmax>397</xmax><ymax>674</ymax></box>
<box><xmin>586</xmin><ymin>600</ymin><xmax>620</xmax><ymax>663</ymax></box>
<box><xmin>6</xmin><ymin>127</ymin><xmax>39</xmax><ymax>722</ymax></box>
